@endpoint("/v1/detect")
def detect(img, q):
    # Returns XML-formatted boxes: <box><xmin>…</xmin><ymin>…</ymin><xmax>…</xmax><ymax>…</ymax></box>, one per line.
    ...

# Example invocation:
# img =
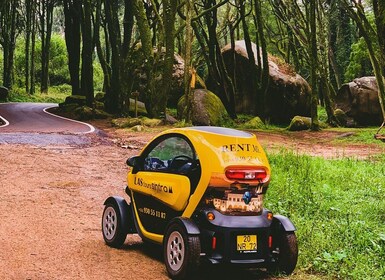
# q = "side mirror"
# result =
<box><xmin>126</xmin><ymin>156</ymin><xmax>141</xmax><ymax>167</ymax></box>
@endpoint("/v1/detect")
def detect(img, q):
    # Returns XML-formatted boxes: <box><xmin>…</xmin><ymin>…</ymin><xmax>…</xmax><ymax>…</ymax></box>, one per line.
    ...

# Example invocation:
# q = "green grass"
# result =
<box><xmin>265</xmin><ymin>151</ymin><xmax>385</xmax><ymax>279</ymax></box>
<box><xmin>326</xmin><ymin>127</ymin><xmax>383</xmax><ymax>145</ymax></box>
<box><xmin>7</xmin><ymin>84</ymin><xmax>71</xmax><ymax>104</ymax></box>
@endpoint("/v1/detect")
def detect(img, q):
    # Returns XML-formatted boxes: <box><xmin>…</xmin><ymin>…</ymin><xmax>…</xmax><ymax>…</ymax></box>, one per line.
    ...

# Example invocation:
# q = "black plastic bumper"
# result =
<box><xmin>193</xmin><ymin>208</ymin><xmax>275</xmax><ymax>266</ymax></box>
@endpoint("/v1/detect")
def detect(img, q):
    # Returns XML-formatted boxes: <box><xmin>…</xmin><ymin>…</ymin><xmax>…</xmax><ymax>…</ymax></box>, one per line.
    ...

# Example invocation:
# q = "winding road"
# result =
<box><xmin>0</xmin><ymin>102</ymin><xmax>95</xmax><ymax>145</ymax></box>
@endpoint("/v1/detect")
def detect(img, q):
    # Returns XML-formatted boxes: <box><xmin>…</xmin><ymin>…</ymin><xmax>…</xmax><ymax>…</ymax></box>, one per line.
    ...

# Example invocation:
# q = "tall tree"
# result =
<box><xmin>63</xmin><ymin>0</ymin><xmax>81</xmax><ymax>96</ymax></box>
<box><xmin>132</xmin><ymin>0</ymin><xmax>155</xmax><ymax>116</ymax></box>
<box><xmin>39</xmin><ymin>0</ymin><xmax>55</xmax><ymax>93</ymax></box>
<box><xmin>309</xmin><ymin>0</ymin><xmax>319</xmax><ymax>130</ymax></box>
<box><xmin>0</xmin><ymin>0</ymin><xmax>19</xmax><ymax>89</ymax></box>
<box><xmin>160</xmin><ymin>0</ymin><xmax>177</xmax><ymax>119</ymax></box>
<box><xmin>104</xmin><ymin>0</ymin><xmax>123</xmax><ymax>114</ymax></box>
<box><xmin>80</xmin><ymin>0</ymin><xmax>94</xmax><ymax>107</ymax></box>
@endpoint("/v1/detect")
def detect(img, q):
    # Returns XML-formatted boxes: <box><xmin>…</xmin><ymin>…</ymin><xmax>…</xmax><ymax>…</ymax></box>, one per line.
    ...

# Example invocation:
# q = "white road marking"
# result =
<box><xmin>0</xmin><ymin>115</ymin><xmax>10</xmax><ymax>128</ymax></box>
<box><xmin>0</xmin><ymin>102</ymin><xmax>95</xmax><ymax>134</ymax></box>
<box><xmin>43</xmin><ymin>105</ymin><xmax>96</xmax><ymax>134</ymax></box>
<box><xmin>0</xmin><ymin>103</ymin><xmax>10</xmax><ymax>128</ymax></box>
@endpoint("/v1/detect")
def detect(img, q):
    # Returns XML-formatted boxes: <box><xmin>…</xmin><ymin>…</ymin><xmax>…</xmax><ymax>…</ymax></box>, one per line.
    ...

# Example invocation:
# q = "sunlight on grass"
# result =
<box><xmin>265</xmin><ymin>151</ymin><xmax>385</xmax><ymax>279</ymax></box>
<box><xmin>8</xmin><ymin>85</ymin><xmax>71</xmax><ymax>104</ymax></box>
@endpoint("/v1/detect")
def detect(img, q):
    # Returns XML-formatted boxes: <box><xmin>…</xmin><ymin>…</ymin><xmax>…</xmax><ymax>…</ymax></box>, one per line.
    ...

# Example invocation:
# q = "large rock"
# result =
<box><xmin>222</xmin><ymin>40</ymin><xmax>311</xmax><ymax>123</ymax></box>
<box><xmin>177</xmin><ymin>89</ymin><xmax>231</xmax><ymax>126</ymax></box>
<box><xmin>287</xmin><ymin>116</ymin><xmax>311</xmax><ymax>131</ymax></box>
<box><xmin>0</xmin><ymin>86</ymin><xmax>9</xmax><ymax>101</ymax></box>
<box><xmin>130</xmin><ymin>47</ymin><xmax>205</xmax><ymax>109</ymax></box>
<box><xmin>335</xmin><ymin>77</ymin><xmax>382</xmax><ymax>126</ymax></box>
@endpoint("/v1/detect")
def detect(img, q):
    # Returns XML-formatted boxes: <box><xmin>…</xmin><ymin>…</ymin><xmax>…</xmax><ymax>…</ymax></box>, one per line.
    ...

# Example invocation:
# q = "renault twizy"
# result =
<box><xmin>102</xmin><ymin>126</ymin><xmax>298</xmax><ymax>279</ymax></box>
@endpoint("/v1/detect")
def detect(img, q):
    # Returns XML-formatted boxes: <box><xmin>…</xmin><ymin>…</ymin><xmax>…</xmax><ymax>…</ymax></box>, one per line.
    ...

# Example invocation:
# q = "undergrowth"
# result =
<box><xmin>8</xmin><ymin>85</ymin><xmax>70</xmax><ymax>104</ymax></box>
<box><xmin>265</xmin><ymin>151</ymin><xmax>385</xmax><ymax>279</ymax></box>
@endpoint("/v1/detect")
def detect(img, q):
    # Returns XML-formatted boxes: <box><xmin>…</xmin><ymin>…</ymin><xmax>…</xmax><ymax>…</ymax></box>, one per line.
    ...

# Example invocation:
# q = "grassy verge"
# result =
<box><xmin>265</xmin><ymin>151</ymin><xmax>385</xmax><ymax>279</ymax></box>
<box><xmin>7</xmin><ymin>85</ymin><xmax>71</xmax><ymax>104</ymax></box>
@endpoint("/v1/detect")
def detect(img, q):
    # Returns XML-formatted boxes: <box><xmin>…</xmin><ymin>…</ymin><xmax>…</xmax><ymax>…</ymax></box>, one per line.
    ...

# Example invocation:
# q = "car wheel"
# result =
<box><xmin>270</xmin><ymin>232</ymin><xmax>298</xmax><ymax>275</ymax></box>
<box><xmin>102</xmin><ymin>203</ymin><xmax>127</xmax><ymax>248</ymax></box>
<box><xmin>163</xmin><ymin>222</ymin><xmax>200</xmax><ymax>279</ymax></box>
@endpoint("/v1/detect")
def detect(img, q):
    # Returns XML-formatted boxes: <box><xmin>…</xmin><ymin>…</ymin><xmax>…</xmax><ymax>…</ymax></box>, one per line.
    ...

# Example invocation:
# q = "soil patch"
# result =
<box><xmin>1</xmin><ymin>120</ymin><xmax>384</xmax><ymax>279</ymax></box>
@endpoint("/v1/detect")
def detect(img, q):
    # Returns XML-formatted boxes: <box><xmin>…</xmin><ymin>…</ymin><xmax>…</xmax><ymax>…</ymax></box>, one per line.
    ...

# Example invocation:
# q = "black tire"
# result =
<box><xmin>270</xmin><ymin>232</ymin><xmax>298</xmax><ymax>275</ymax></box>
<box><xmin>163</xmin><ymin>222</ymin><xmax>201</xmax><ymax>279</ymax></box>
<box><xmin>101</xmin><ymin>203</ymin><xmax>127</xmax><ymax>248</ymax></box>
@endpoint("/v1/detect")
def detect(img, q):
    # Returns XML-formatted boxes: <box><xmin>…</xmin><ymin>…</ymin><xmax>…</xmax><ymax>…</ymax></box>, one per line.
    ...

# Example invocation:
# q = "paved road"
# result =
<box><xmin>0</xmin><ymin>102</ymin><xmax>95</xmax><ymax>145</ymax></box>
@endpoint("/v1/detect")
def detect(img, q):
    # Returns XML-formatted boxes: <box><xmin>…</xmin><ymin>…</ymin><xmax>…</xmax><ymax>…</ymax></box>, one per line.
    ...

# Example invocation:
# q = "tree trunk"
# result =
<box><xmin>30</xmin><ymin>1</ymin><xmax>36</xmax><ymax>95</ymax></box>
<box><xmin>94</xmin><ymin>0</ymin><xmax>111</xmax><ymax>94</ymax></box>
<box><xmin>254</xmin><ymin>0</ymin><xmax>270</xmax><ymax>119</ymax></box>
<box><xmin>133</xmin><ymin>0</ymin><xmax>155</xmax><ymax>117</ymax></box>
<box><xmin>25</xmin><ymin>0</ymin><xmax>32</xmax><ymax>94</ymax></box>
<box><xmin>1</xmin><ymin>0</ymin><xmax>18</xmax><ymax>89</ymax></box>
<box><xmin>104</xmin><ymin>0</ymin><xmax>122</xmax><ymax>114</ymax></box>
<box><xmin>80</xmin><ymin>0</ymin><xmax>94</xmax><ymax>107</ymax></box>
<box><xmin>40</xmin><ymin>0</ymin><xmax>54</xmax><ymax>93</ymax></box>
<box><xmin>63</xmin><ymin>0</ymin><xmax>81</xmax><ymax>96</ymax></box>
<box><xmin>310</xmin><ymin>0</ymin><xmax>320</xmax><ymax>130</ymax></box>
<box><xmin>184</xmin><ymin>0</ymin><xmax>193</xmax><ymax>122</ymax></box>
<box><xmin>161</xmin><ymin>0</ymin><xmax>177</xmax><ymax>120</ymax></box>
<box><xmin>120</xmin><ymin>0</ymin><xmax>134</xmax><ymax>115</ymax></box>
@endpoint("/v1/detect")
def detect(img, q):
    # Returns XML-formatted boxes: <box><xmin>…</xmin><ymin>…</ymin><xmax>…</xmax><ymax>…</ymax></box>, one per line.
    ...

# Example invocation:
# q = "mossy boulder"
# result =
<box><xmin>177</xmin><ymin>89</ymin><xmax>231</xmax><ymax>126</ymax></box>
<box><xmin>334</xmin><ymin>109</ymin><xmax>348</xmax><ymax>127</ymax></box>
<box><xmin>222</xmin><ymin>40</ymin><xmax>311</xmax><ymax>124</ymax></box>
<box><xmin>287</xmin><ymin>116</ymin><xmax>311</xmax><ymax>131</ymax></box>
<box><xmin>243</xmin><ymin>117</ymin><xmax>265</xmax><ymax>129</ymax></box>
<box><xmin>112</xmin><ymin>116</ymin><xmax>162</xmax><ymax>129</ymax></box>
<box><xmin>74</xmin><ymin>106</ymin><xmax>111</xmax><ymax>120</ymax></box>
<box><xmin>112</xmin><ymin>118</ymin><xmax>142</xmax><ymax>128</ymax></box>
<box><xmin>0</xmin><ymin>86</ymin><xmax>9</xmax><ymax>101</ymax></box>
<box><xmin>127</xmin><ymin>98</ymin><xmax>148</xmax><ymax>116</ymax></box>
<box><xmin>64</xmin><ymin>95</ymin><xmax>86</xmax><ymax>106</ymax></box>
<box><xmin>335</xmin><ymin>77</ymin><xmax>382</xmax><ymax>126</ymax></box>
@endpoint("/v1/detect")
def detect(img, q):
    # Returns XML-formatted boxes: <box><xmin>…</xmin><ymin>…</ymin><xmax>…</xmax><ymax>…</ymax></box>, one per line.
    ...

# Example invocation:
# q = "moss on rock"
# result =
<box><xmin>177</xmin><ymin>89</ymin><xmax>231</xmax><ymax>126</ymax></box>
<box><xmin>287</xmin><ymin>116</ymin><xmax>311</xmax><ymax>131</ymax></box>
<box><xmin>243</xmin><ymin>117</ymin><xmax>265</xmax><ymax>129</ymax></box>
<box><xmin>334</xmin><ymin>109</ymin><xmax>348</xmax><ymax>127</ymax></box>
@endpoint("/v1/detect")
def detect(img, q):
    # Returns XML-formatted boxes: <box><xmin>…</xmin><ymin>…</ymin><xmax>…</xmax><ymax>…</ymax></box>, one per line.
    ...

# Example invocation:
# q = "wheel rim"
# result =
<box><xmin>166</xmin><ymin>231</ymin><xmax>185</xmax><ymax>271</ymax></box>
<box><xmin>103</xmin><ymin>206</ymin><xmax>118</xmax><ymax>241</ymax></box>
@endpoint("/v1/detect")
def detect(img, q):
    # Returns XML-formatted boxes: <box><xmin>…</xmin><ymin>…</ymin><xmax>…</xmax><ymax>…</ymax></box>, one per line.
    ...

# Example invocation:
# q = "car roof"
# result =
<box><xmin>184</xmin><ymin>126</ymin><xmax>253</xmax><ymax>138</ymax></box>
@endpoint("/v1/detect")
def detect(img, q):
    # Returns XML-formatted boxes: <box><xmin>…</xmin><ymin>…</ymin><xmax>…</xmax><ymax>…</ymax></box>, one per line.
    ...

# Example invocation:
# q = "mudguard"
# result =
<box><xmin>103</xmin><ymin>196</ymin><xmax>137</xmax><ymax>234</ymax></box>
<box><xmin>167</xmin><ymin>217</ymin><xmax>200</xmax><ymax>235</ymax></box>
<box><xmin>272</xmin><ymin>214</ymin><xmax>296</xmax><ymax>232</ymax></box>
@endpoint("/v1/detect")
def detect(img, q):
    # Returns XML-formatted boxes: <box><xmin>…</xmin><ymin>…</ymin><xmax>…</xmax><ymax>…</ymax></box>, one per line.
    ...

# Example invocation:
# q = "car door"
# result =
<box><xmin>128</xmin><ymin>134</ymin><xmax>199</xmax><ymax>235</ymax></box>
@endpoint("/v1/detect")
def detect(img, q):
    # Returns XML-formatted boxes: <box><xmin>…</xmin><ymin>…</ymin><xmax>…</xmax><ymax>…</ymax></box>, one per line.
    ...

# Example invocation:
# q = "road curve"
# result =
<box><xmin>0</xmin><ymin>102</ymin><xmax>94</xmax><ymax>134</ymax></box>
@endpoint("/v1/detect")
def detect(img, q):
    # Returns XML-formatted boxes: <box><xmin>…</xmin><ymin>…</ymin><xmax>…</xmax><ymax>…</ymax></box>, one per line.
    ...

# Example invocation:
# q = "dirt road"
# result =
<box><xmin>1</xmin><ymin>115</ymin><xmax>384</xmax><ymax>279</ymax></box>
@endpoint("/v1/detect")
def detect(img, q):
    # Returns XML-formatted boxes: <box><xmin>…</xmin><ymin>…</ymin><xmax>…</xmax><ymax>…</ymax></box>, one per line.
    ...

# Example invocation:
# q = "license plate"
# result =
<box><xmin>237</xmin><ymin>235</ymin><xmax>257</xmax><ymax>252</ymax></box>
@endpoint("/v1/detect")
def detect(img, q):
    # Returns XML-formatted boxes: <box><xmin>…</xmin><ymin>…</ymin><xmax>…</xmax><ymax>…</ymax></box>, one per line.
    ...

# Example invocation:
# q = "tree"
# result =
<box><xmin>0</xmin><ymin>0</ymin><xmax>19</xmax><ymax>89</ymax></box>
<box><xmin>63</xmin><ymin>0</ymin><xmax>81</xmax><ymax>96</ymax></box>
<box><xmin>39</xmin><ymin>0</ymin><xmax>56</xmax><ymax>93</ymax></box>
<box><xmin>132</xmin><ymin>0</ymin><xmax>155</xmax><ymax>116</ymax></box>
<box><xmin>80</xmin><ymin>0</ymin><xmax>94</xmax><ymax>107</ymax></box>
<box><xmin>309</xmin><ymin>0</ymin><xmax>319</xmax><ymax>130</ymax></box>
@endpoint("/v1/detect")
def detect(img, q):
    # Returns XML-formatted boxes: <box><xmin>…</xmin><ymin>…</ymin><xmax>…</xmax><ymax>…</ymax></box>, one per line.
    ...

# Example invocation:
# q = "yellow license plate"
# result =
<box><xmin>237</xmin><ymin>235</ymin><xmax>257</xmax><ymax>252</ymax></box>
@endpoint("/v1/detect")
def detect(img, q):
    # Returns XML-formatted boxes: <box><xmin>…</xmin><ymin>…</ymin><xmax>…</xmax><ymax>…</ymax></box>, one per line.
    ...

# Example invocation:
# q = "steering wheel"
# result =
<box><xmin>168</xmin><ymin>155</ymin><xmax>193</xmax><ymax>171</ymax></box>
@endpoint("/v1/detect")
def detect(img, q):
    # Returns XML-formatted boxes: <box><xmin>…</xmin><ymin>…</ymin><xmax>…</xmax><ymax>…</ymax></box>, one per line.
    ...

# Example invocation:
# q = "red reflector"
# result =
<box><xmin>225</xmin><ymin>168</ymin><xmax>267</xmax><ymax>181</ymax></box>
<box><xmin>268</xmin><ymin>236</ymin><xmax>273</xmax><ymax>248</ymax></box>
<box><xmin>212</xmin><ymin>236</ymin><xmax>217</xmax><ymax>250</ymax></box>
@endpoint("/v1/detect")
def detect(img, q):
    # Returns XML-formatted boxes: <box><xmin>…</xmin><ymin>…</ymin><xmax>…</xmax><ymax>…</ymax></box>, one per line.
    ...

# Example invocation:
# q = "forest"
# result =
<box><xmin>1</xmin><ymin>1</ymin><xmax>385</xmax><ymax>280</ymax></box>
<box><xmin>0</xmin><ymin>0</ymin><xmax>385</xmax><ymax>127</ymax></box>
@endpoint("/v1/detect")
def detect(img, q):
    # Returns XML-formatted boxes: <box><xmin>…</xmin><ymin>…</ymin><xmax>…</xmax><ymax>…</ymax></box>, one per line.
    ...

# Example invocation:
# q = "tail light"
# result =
<box><xmin>212</xmin><ymin>236</ymin><xmax>217</xmax><ymax>250</ymax></box>
<box><xmin>225</xmin><ymin>167</ymin><xmax>268</xmax><ymax>183</ymax></box>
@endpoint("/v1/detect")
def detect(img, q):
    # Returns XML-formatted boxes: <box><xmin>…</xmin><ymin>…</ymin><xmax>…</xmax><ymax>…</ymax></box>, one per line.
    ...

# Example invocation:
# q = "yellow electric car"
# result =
<box><xmin>102</xmin><ymin>126</ymin><xmax>298</xmax><ymax>279</ymax></box>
